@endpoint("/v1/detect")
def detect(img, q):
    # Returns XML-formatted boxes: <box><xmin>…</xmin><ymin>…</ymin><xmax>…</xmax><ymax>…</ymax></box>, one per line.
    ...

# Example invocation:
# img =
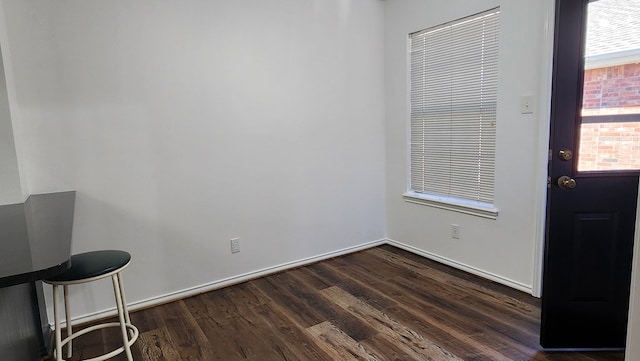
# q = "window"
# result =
<box><xmin>404</xmin><ymin>8</ymin><xmax>500</xmax><ymax>219</ymax></box>
<box><xmin>577</xmin><ymin>0</ymin><xmax>640</xmax><ymax>172</ymax></box>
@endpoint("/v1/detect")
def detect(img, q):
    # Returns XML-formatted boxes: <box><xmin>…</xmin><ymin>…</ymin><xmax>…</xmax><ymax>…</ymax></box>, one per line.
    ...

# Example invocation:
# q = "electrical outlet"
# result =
<box><xmin>451</xmin><ymin>224</ymin><xmax>460</xmax><ymax>239</ymax></box>
<box><xmin>231</xmin><ymin>238</ymin><xmax>240</xmax><ymax>253</ymax></box>
<box><xmin>520</xmin><ymin>95</ymin><xmax>534</xmax><ymax>114</ymax></box>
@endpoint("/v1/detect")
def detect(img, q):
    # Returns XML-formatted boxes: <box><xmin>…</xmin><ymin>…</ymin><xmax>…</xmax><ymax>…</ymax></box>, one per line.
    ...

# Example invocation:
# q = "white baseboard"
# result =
<box><xmin>63</xmin><ymin>237</ymin><xmax>534</xmax><ymax>327</ymax></box>
<box><xmin>64</xmin><ymin>239</ymin><xmax>387</xmax><ymax>326</ymax></box>
<box><xmin>386</xmin><ymin>238</ymin><xmax>533</xmax><ymax>294</ymax></box>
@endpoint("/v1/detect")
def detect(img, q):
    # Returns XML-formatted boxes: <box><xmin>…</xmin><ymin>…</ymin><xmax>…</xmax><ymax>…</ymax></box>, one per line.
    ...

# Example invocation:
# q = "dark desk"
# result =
<box><xmin>0</xmin><ymin>191</ymin><xmax>75</xmax><ymax>360</ymax></box>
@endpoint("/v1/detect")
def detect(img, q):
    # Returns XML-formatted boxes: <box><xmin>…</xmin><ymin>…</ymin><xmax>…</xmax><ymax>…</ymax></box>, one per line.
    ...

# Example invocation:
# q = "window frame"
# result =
<box><xmin>404</xmin><ymin>8</ymin><xmax>501</xmax><ymax>219</ymax></box>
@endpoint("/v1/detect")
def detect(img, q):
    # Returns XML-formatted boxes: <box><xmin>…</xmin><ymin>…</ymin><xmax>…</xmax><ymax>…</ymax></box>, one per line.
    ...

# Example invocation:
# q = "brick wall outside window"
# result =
<box><xmin>583</xmin><ymin>63</ymin><xmax>640</xmax><ymax>114</ymax></box>
<box><xmin>578</xmin><ymin>62</ymin><xmax>640</xmax><ymax>171</ymax></box>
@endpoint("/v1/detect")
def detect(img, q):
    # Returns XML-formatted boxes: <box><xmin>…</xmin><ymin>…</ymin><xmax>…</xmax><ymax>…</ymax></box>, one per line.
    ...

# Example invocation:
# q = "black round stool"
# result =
<box><xmin>45</xmin><ymin>250</ymin><xmax>139</xmax><ymax>361</ymax></box>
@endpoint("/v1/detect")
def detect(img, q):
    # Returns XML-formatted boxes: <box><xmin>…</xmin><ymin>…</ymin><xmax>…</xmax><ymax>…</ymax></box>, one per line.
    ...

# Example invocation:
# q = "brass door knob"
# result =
<box><xmin>557</xmin><ymin>175</ymin><xmax>577</xmax><ymax>189</ymax></box>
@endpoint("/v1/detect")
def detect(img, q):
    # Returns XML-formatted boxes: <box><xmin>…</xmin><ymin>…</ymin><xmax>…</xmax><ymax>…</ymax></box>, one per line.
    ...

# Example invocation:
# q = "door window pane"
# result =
<box><xmin>577</xmin><ymin>0</ymin><xmax>640</xmax><ymax>172</ymax></box>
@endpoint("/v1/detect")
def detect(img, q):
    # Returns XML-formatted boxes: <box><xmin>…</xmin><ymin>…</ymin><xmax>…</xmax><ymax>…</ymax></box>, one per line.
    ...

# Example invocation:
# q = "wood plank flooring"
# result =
<box><xmin>56</xmin><ymin>245</ymin><xmax>625</xmax><ymax>361</ymax></box>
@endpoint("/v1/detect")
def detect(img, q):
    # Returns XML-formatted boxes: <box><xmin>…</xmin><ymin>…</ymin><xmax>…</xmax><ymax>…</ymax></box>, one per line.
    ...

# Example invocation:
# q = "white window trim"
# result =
<box><xmin>403</xmin><ymin>191</ymin><xmax>499</xmax><ymax>219</ymax></box>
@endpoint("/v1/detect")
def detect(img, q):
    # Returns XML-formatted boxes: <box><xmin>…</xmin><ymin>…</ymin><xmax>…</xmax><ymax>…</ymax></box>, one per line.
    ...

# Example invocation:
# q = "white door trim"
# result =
<box><xmin>532</xmin><ymin>0</ymin><xmax>556</xmax><ymax>298</ymax></box>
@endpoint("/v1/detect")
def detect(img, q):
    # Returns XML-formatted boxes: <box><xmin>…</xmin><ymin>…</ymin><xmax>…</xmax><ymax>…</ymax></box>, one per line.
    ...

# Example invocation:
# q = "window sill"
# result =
<box><xmin>402</xmin><ymin>192</ymin><xmax>499</xmax><ymax>220</ymax></box>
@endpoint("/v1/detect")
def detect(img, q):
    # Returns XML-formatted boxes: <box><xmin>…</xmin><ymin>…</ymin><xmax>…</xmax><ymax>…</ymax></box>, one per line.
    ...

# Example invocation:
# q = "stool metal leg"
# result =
<box><xmin>52</xmin><ymin>285</ymin><xmax>63</xmax><ymax>361</ymax></box>
<box><xmin>117</xmin><ymin>272</ymin><xmax>134</xmax><ymax>338</ymax></box>
<box><xmin>112</xmin><ymin>273</ymin><xmax>134</xmax><ymax>361</ymax></box>
<box><xmin>63</xmin><ymin>285</ymin><xmax>72</xmax><ymax>359</ymax></box>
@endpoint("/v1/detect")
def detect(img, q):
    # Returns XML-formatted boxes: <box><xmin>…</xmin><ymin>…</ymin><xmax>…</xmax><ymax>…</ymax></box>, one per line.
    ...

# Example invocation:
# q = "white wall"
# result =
<box><xmin>0</xmin><ymin>49</ymin><xmax>21</xmax><ymax>205</ymax></box>
<box><xmin>0</xmin><ymin>2</ymin><xmax>30</xmax><ymax>205</ymax></box>
<box><xmin>1</xmin><ymin>0</ymin><xmax>386</xmax><ymax>319</ymax></box>
<box><xmin>384</xmin><ymin>0</ymin><xmax>552</xmax><ymax>292</ymax></box>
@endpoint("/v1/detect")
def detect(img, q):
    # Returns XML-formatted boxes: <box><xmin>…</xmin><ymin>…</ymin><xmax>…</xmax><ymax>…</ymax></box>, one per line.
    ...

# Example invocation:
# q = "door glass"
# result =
<box><xmin>577</xmin><ymin>0</ymin><xmax>640</xmax><ymax>172</ymax></box>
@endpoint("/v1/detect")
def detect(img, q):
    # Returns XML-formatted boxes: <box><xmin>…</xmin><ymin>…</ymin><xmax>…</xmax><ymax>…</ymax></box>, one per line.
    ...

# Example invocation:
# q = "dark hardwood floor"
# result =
<box><xmin>57</xmin><ymin>245</ymin><xmax>625</xmax><ymax>360</ymax></box>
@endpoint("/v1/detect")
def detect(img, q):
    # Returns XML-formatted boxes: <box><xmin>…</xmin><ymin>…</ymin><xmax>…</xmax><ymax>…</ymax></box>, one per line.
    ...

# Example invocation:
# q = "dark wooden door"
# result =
<box><xmin>540</xmin><ymin>0</ymin><xmax>639</xmax><ymax>349</ymax></box>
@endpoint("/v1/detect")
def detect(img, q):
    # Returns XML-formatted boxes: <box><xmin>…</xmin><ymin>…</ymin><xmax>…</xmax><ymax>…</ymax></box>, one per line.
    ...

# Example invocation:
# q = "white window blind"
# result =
<box><xmin>409</xmin><ymin>8</ymin><xmax>500</xmax><ymax>207</ymax></box>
